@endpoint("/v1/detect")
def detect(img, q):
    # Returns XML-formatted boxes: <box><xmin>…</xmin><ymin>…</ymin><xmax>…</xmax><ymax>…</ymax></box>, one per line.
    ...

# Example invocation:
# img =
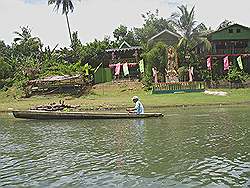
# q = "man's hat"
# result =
<box><xmin>132</xmin><ymin>96</ymin><xmax>139</xmax><ymax>100</ymax></box>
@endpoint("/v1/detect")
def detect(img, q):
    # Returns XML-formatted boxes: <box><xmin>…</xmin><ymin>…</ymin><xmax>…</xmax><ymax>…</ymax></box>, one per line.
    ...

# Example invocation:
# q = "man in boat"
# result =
<box><xmin>126</xmin><ymin>96</ymin><xmax>144</xmax><ymax>114</ymax></box>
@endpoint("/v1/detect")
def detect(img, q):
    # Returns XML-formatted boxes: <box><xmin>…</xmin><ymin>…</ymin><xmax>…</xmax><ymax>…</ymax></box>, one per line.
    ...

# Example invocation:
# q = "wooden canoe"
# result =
<box><xmin>12</xmin><ymin>110</ymin><xmax>164</xmax><ymax>120</ymax></box>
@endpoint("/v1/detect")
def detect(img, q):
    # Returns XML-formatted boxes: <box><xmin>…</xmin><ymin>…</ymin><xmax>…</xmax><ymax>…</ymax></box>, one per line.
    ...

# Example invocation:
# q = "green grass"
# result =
<box><xmin>1</xmin><ymin>83</ymin><xmax>250</xmax><ymax>112</ymax></box>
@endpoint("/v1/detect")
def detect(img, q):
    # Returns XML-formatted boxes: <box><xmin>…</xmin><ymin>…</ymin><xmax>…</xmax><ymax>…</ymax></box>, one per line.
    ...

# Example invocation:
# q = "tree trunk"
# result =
<box><xmin>65</xmin><ymin>13</ymin><xmax>72</xmax><ymax>44</ymax></box>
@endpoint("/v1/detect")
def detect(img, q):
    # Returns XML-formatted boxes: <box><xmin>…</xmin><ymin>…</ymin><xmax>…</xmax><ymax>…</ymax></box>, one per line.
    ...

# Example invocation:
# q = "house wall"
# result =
<box><xmin>206</xmin><ymin>24</ymin><xmax>250</xmax><ymax>74</ymax></box>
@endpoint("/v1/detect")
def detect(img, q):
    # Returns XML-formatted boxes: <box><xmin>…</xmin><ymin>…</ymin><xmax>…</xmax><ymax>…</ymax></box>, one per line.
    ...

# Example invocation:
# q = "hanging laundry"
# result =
<box><xmin>109</xmin><ymin>64</ymin><xmax>116</xmax><ymax>68</ymax></box>
<box><xmin>123</xmin><ymin>63</ymin><xmax>129</xmax><ymax>76</ymax></box>
<box><xmin>207</xmin><ymin>57</ymin><xmax>212</xmax><ymax>70</ymax></box>
<box><xmin>115</xmin><ymin>63</ymin><xmax>121</xmax><ymax>76</ymax></box>
<box><xmin>237</xmin><ymin>56</ymin><xmax>243</xmax><ymax>70</ymax></box>
<box><xmin>139</xmin><ymin>59</ymin><xmax>144</xmax><ymax>73</ymax></box>
<box><xmin>223</xmin><ymin>56</ymin><xmax>229</xmax><ymax>70</ymax></box>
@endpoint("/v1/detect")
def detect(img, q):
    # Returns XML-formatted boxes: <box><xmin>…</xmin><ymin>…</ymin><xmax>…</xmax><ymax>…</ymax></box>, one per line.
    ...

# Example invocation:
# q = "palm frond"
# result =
<box><xmin>48</xmin><ymin>0</ymin><xmax>75</xmax><ymax>14</ymax></box>
<box><xmin>13</xmin><ymin>37</ymin><xmax>22</xmax><ymax>43</ymax></box>
<box><xmin>177</xmin><ymin>37</ymin><xmax>188</xmax><ymax>49</ymax></box>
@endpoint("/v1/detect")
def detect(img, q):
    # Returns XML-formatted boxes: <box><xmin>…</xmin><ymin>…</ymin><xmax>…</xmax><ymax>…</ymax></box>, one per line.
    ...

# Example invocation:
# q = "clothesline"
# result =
<box><xmin>109</xmin><ymin>63</ymin><xmax>138</xmax><ymax>68</ymax></box>
<box><xmin>207</xmin><ymin>54</ymin><xmax>244</xmax><ymax>71</ymax></box>
<box><xmin>108</xmin><ymin>60</ymin><xmax>144</xmax><ymax>76</ymax></box>
<box><xmin>206</xmin><ymin>53</ymin><xmax>250</xmax><ymax>57</ymax></box>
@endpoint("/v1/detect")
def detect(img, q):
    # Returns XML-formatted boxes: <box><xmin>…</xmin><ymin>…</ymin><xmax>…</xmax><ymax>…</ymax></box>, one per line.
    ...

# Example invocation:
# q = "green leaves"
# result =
<box><xmin>0</xmin><ymin>58</ymin><xmax>12</xmax><ymax>80</ymax></box>
<box><xmin>134</xmin><ymin>10</ymin><xmax>175</xmax><ymax>44</ymax></box>
<box><xmin>227</xmin><ymin>66</ymin><xmax>248</xmax><ymax>83</ymax></box>
<box><xmin>48</xmin><ymin>0</ymin><xmax>77</xmax><ymax>15</ymax></box>
<box><xmin>142</xmin><ymin>42</ymin><xmax>167</xmax><ymax>85</ymax></box>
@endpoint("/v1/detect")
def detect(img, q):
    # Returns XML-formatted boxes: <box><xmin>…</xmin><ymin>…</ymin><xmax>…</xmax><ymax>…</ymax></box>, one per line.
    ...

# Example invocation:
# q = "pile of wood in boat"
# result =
<box><xmin>30</xmin><ymin>100</ymin><xmax>80</xmax><ymax>111</ymax></box>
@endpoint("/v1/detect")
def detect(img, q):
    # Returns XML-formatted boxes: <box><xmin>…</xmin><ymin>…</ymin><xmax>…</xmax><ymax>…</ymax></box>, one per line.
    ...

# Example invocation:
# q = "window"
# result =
<box><xmin>229</xmin><ymin>29</ymin><xmax>233</xmax><ymax>33</ymax></box>
<box><xmin>237</xmin><ymin>29</ymin><xmax>241</xmax><ymax>33</ymax></box>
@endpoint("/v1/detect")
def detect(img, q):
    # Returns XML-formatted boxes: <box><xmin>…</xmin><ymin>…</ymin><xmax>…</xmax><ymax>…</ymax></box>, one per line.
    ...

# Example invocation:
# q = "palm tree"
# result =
<box><xmin>170</xmin><ymin>5</ymin><xmax>211</xmax><ymax>59</ymax></box>
<box><xmin>13</xmin><ymin>26</ymin><xmax>42</xmax><ymax>51</ymax></box>
<box><xmin>14</xmin><ymin>26</ymin><xmax>33</xmax><ymax>43</ymax></box>
<box><xmin>48</xmin><ymin>0</ymin><xmax>80</xmax><ymax>44</ymax></box>
<box><xmin>13</xmin><ymin>26</ymin><xmax>43</xmax><ymax>79</ymax></box>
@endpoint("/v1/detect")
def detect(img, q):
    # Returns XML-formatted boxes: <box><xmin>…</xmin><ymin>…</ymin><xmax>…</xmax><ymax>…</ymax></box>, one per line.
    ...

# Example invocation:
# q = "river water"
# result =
<box><xmin>0</xmin><ymin>106</ymin><xmax>249</xmax><ymax>187</ymax></box>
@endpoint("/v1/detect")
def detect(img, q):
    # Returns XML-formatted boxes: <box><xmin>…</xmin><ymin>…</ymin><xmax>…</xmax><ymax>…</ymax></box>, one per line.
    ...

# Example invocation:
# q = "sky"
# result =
<box><xmin>0</xmin><ymin>0</ymin><xmax>250</xmax><ymax>48</ymax></box>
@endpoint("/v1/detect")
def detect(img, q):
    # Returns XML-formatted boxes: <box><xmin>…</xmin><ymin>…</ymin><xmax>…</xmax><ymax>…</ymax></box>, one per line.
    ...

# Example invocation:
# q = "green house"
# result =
<box><xmin>207</xmin><ymin>23</ymin><xmax>250</xmax><ymax>72</ymax></box>
<box><xmin>208</xmin><ymin>24</ymin><xmax>250</xmax><ymax>54</ymax></box>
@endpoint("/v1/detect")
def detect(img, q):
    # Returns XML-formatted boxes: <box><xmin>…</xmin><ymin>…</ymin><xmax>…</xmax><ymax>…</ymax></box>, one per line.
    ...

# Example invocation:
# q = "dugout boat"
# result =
<box><xmin>12</xmin><ymin>110</ymin><xmax>164</xmax><ymax>120</ymax></box>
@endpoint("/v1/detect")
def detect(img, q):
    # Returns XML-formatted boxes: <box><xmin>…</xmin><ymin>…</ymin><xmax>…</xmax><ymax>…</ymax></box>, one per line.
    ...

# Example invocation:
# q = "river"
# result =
<box><xmin>0</xmin><ymin>106</ymin><xmax>249</xmax><ymax>187</ymax></box>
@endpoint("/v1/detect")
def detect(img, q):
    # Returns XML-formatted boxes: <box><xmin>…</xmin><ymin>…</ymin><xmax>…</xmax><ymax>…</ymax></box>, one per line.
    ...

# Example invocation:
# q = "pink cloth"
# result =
<box><xmin>115</xmin><ymin>63</ymin><xmax>121</xmax><ymax>76</ymax></box>
<box><xmin>207</xmin><ymin>57</ymin><xmax>212</xmax><ymax>70</ymax></box>
<box><xmin>224</xmin><ymin>56</ymin><xmax>229</xmax><ymax>70</ymax></box>
<box><xmin>109</xmin><ymin>64</ymin><xmax>116</xmax><ymax>68</ymax></box>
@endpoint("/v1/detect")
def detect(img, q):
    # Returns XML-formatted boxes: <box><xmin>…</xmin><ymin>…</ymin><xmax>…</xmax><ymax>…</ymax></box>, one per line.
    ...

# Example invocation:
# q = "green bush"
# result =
<box><xmin>227</xmin><ymin>66</ymin><xmax>248</xmax><ymax>83</ymax></box>
<box><xmin>177</xmin><ymin>66</ymin><xmax>188</xmax><ymax>81</ymax></box>
<box><xmin>0</xmin><ymin>59</ymin><xmax>12</xmax><ymax>79</ymax></box>
<box><xmin>142</xmin><ymin>42</ymin><xmax>167</xmax><ymax>85</ymax></box>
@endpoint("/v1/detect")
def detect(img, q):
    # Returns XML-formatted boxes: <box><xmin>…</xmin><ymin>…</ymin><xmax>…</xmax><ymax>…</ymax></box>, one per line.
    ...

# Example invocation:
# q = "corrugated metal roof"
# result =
<box><xmin>148</xmin><ymin>29</ymin><xmax>181</xmax><ymax>42</ymax></box>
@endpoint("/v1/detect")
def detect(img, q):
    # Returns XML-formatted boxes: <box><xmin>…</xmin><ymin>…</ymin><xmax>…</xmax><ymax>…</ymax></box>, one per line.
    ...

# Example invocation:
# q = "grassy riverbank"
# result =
<box><xmin>1</xmin><ymin>81</ymin><xmax>250</xmax><ymax>112</ymax></box>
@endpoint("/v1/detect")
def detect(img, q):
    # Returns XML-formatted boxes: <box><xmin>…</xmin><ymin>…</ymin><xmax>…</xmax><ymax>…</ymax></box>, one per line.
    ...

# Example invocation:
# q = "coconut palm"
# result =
<box><xmin>48</xmin><ymin>0</ymin><xmax>80</xmax><ymax>44</ymax></box>
<box><xmin>13</xmin><ymin>26</ymin><xmax>42</xmax><ymax>53</ymax></box>
<box><xmin>170</xmin><ymin>5</ymin><xmax>211</xmax><ymax>58</ymax></box>
<box><xmin>14</xmin><ymin>26</ymin><xmax>33</xmax><ymax>43</ymax></box>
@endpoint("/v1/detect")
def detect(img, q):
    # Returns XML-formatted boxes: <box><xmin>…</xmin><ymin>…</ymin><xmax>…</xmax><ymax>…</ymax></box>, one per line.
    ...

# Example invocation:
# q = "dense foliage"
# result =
<box><xmin>134</xmin><ymin>9</ymin><xmax>176</xmax><ymax>44</ymax></box>
<box><xmin>142</xmin><ymin>42</ymin><xmax>167</xmax><ymax>87</ymax></box>
<box><xmin>0</xmin><ymin>5</ymin><xmax>248</xmax><ymax>93</ymax></box>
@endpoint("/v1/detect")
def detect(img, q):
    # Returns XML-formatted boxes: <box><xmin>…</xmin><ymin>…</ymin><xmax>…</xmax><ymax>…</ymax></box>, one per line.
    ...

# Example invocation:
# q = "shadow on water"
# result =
<box><xmin>0</xmin><ymin>106</ymin><xmax>249</xmax><ymax>187</ymax></box>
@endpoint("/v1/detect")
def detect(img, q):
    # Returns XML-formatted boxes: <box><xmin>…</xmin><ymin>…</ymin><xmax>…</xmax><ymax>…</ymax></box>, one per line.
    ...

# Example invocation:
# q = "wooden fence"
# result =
<box><xmin>152</xmin><ymin>82</ymin><xmax>206</xmax><ymax>94</ymax></box>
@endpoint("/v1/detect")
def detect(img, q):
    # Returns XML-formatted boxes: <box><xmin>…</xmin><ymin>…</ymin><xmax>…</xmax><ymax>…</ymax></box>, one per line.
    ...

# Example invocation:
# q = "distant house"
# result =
<box><xmin>207</xmin><ymin>23</ymin><xmax>250</xmax><ymax>55</ymax></box>
<box><xmin>207</xmin><ymin>23</ymin><xmax>250</xmax><ymax>72</ymax></box>
<box><xmin>148</xmin><ymin>29</ymin><xmax>181</xmax><ymax>46</ymax></box>
<box><xmin>104</xmin><ymin>41</ymin><xmax>143</xmax><ymax>80</ymax></box>
<box><xmin>105</xmin><ymin>41</ymin><xmax>143</xmax><ymax>64</ymax></box>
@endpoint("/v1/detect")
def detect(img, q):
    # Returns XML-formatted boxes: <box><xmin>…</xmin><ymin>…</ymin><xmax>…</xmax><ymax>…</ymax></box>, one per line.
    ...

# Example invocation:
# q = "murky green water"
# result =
<box><xmin>0</xmin><ymin>106</ymin><xmax>249</xmax><ymax>187</ymax></box>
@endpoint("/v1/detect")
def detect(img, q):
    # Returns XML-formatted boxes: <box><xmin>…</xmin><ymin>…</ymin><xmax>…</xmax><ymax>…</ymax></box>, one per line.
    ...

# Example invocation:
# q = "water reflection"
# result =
<box><xmin>0</xmin><ymin>106</ymin><xmax>249</xmax><ymax>187</ymax></box>
<box><xmin>133</xmin><ymin>119</ymin><xmax>144</xmax><ymax>144</ymax></box>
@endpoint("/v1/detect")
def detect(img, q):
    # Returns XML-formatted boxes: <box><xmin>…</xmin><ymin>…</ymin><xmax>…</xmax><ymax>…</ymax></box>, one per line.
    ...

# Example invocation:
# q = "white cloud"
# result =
<box><xmin>0</xmin><ymin>0</ymin><xmax>249</xmax><ymax>47</ymax></box>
